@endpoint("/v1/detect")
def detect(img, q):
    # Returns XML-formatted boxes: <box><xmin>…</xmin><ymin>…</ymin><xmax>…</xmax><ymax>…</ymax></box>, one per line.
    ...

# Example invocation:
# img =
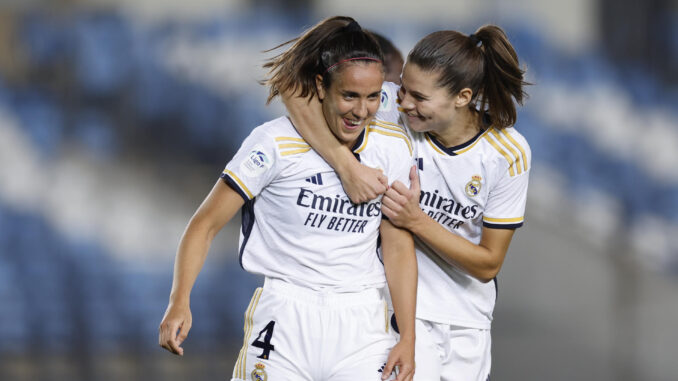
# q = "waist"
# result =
<box><xmin>263</xmin><ymin>277</ymin><xmax>385</xmax><ymax>307</ymax></box>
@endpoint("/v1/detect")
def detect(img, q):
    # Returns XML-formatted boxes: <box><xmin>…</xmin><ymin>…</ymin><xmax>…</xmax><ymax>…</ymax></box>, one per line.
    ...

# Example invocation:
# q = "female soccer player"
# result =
<box><xmin>284</xmin><ymin>25</ymin><xmax>530</xmax><ymax>380</ymax></box>
<box><xmin>158</xmin><ymin>17</ymin><xmax>417</xmax><ymax>381</ymax></box>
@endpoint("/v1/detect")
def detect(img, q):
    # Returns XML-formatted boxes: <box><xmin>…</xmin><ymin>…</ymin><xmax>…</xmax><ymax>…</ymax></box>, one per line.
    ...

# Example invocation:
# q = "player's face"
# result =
<box><xmin>316</xmin><ymin>62</ymin><xmax>384</xmax><ymax>148</ymax></box>
<box><xmin>398</xmin><ymin>62</ymin><xmax>457</xmax><ymax>134</ymax></box>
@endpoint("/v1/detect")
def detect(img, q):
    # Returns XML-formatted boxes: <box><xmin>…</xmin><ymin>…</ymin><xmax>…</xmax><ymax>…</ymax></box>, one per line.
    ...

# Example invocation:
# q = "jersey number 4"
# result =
<box><xmin>252</xmin><ymin>320</ymin><xmax>275</xmax><ymax>359</ymax></box>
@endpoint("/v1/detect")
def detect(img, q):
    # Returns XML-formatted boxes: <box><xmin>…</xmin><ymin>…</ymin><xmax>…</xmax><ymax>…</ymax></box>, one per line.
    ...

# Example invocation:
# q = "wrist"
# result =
<box><xmin>405</xmin><ymin>209</ymin><xmax>428</xmax><ymax>233</ymax></box>
<box><xmin>169</xmin><ymin>292</ymin><xmax>190</xmax><ymax>306</ymax></box>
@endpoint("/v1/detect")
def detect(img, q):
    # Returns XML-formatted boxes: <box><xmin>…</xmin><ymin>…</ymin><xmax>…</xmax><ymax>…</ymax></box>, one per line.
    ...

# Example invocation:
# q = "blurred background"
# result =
<box><xmin>0</xmin><ymin>0</ymin><xmax>677</xmax><ymax>380</ymax></box>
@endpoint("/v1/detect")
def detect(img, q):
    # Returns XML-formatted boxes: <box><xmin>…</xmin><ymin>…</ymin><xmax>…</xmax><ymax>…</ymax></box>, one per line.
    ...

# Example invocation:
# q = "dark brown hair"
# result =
<box><xmin>263</xmin><ymin>16</ymin><xmax>384</xmax><ymax>104</ymax></box>
<box><xmin>408</xmin><ymin>25</ymin><xmax>529</xmax><ymax>128</ymax></box>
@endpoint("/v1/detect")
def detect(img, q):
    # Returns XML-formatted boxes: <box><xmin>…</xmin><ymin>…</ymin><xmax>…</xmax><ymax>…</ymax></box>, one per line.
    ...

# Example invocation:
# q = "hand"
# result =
<box><xmin>381</xmin><ymin>165</ymin><xmax>422</xmax><ymax>230</ymax></box>
<box><xmin>338</xmin><ymin>160</ymin><xmax>389</xmax><ymax>204</ymax></box>
<box><xmin>382</xmin><ymin>339</ymin><xmax>415</xmax><ymax>381</ymax></box>
<box><xmin>158</xmin><ymin>302</ymin><xmax>192</xmax><ymax>356</ymax></box>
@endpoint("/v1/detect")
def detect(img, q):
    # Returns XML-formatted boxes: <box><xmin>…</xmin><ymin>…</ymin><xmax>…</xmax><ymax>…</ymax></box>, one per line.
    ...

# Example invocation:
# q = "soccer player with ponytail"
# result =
<box><xmin>159</xmin><ymin>17</ymin><xmax>416</xmax><ymax>381</ymax></box>
<box><xmin>285</xmin><ymin>24</ymin><xmax>531</xmax><ymax>380</ymax></box>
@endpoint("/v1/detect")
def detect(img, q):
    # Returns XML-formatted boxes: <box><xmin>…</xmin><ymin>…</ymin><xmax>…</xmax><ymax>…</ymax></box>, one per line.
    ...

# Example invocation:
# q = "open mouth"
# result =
<box><xmin>343</xmin><ymin>118</ymin><xmax>363</xmax><ymax>130</ymax></box>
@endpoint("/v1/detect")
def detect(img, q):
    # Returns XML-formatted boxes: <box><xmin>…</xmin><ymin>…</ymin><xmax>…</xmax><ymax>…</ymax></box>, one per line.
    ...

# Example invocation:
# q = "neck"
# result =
<box><xmin>431</xmin><ymin>107</ymin><xmax>482</xmax><ymax>148</ymax></box>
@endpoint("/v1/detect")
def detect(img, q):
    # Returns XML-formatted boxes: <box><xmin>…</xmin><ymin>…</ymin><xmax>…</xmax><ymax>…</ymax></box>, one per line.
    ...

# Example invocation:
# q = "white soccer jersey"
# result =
<box><xmin>221</xmin><ymin>115</ymin><xmax>413</xmax><ymax>292</ymax></box>
<box><xmin>377</xmin><ymin>82</ymin><xmax>531</xmax><ymax>329</ymax></box>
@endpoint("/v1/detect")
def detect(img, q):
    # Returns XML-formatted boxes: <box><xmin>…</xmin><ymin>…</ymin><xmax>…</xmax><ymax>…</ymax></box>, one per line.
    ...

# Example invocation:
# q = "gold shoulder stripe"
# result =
<box><xmin>484</xmin><ymin>134</ymin><xmax>516</xmax><ymax>177</ymax></box>
<box><xmin>280</xmin><ymin>147</ymin><xmax>311</xmax><ymax>156</ymax></box>
<box><xmin>275</xmin><ymin>136</ymin><xmax>306</xmax><ymax>143</ymax></box>
<box><xmin>367</xmin><ymin>123</ymin><xmax>413</xmax><ymax>156</ymax></box>
<box><xmin>500</xmin><ymin>129</ymin><xmax>528</xmax><ymax>172</ymax></box>
<box><xmin>455</xmin><ymin>128</ymin><xmax>492</xmax><ymax>155</ymax></box>
<box><xmin>483</xmin><ymin>216</ymin><xmax>524</xmax><ymax>223</ymax></box>
<box><xmin>277</xmin><ymin>142</ymin><xmax>310</xmax><ymax>149</ymax></box>
<box><xmin>234</xmin><ymin>287</ymin><xmax>263</xmax><ymax>379</ymax></box>
<box><xmin>372</xmin><ymin>119</ymin><xmax>407</xmax><ymax>134</ymax></box>
<box><xmin>425</xmin><ymin>133</ymin><xmax>446</xmax><ymax>155</ymax></box>
<box><xmin>490</xmin><ymin>129</ymin><xmax>522</xmax><ymax>175</ymax></box>
<box><xmin>223</xmin><ymin>169</ymin><xmax>254</xmax><ymax>199</ymax></box>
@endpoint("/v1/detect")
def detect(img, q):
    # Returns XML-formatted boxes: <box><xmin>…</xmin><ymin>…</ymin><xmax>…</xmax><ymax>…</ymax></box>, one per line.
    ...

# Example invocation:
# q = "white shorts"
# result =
<box><xmin>231</xmin><ymin>278</ymin><xmax>397</xmax><ymax>381</ymax></box>
<box><xmin>391</xmin><ymin>314</ymin><xmax>491</xmax><ymax>381</ymax></box>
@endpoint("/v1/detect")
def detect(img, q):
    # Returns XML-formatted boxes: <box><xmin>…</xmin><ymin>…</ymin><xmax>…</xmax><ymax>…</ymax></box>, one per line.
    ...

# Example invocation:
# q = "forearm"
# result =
<box><xmin>409</xmin><ymin>214</ymin><xmax>501</xmax><ymax>282</ymax></box>
<box><xmin>381</xmin><ymin>221</ymin><xmax>417</xmax><ymax>342</ymax></box>
<box><xmin>169</xmin><ymin>220</ymin><xmax>214</xmax><ymax>304</ymax></box>
<box><xmin>282</xmin><ymin>94</ymin><xmax>357</xmax><ymax>173</ymax></box>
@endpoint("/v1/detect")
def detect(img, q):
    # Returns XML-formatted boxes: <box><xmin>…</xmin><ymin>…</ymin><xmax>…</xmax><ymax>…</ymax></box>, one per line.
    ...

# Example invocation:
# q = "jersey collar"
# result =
<box><xmin>425</xmin><ymin>128</ymin><xmax>488</xmax><ymax>156</ymax></box>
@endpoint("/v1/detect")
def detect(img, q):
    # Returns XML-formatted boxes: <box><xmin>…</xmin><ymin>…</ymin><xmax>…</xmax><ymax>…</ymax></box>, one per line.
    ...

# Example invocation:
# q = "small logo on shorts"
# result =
<box><xmin>251</xmin><ymin>362</ymin><xmax>267</xmax><ymax>381</ymax></box>
<box><xmin>465</xmin><ymin>175</ymin><xmax>482</xmax><ymax>197</ymax></box>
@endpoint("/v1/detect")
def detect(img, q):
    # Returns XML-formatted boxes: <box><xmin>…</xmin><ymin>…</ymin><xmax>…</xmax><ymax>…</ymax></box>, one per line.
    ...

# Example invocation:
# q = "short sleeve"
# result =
<box><xmin>220</xmin><ymin>126</ymin><xmax>279</xmax><ymax>201</ymax></box>
<box><xmin>375</xmin><ymin>81</ymin><xmax>401</xmax><ymax>125</ymax></box>
<box><xmin>483</xmin><ymin>153</ymin><xmax>531</xmax><ymax>229</ymax></box>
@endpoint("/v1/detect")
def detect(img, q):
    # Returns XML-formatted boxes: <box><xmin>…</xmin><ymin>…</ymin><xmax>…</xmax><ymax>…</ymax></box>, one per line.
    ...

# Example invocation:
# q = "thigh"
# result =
<box><xmin>328</xmin><ymin>302</ymin><xmax>396</xmax><ymax>381</ymax></box>
<box><xmin>231</xmin><ymin>288</ymin><xmax>313</xmax><ymax>381</ymax></box>
<box><xmin>440</xmin><ymin>326</ymin><xmax>491</xmax><ymax>381</ymax></box>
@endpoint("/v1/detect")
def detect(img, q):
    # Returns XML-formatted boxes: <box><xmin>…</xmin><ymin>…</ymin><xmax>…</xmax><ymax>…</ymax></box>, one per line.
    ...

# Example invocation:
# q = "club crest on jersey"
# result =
<box><xmin>251</xmin><ymin>362</ymin><xmax>267</xmax><ymax>381</ymax></box>
<box><xmin>465</xmin><ymin>175</ymin><xmax>482</xmax><ymax>197</ymax></box>
<box><xmin>379</xmin><ymin>89</ymin><xmax>392</xmax><ymax>112</ymax></box>
<box><xmin>241</xmin><ymin>144</ymin><xmax>272</xmax><ymax>177</ymax></box>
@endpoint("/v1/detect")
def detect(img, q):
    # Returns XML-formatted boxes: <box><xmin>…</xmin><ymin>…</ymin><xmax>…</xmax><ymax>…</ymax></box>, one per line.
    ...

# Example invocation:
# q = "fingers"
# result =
<box><xmin>409</xmin><ymin>165</ymin><xmax>420</xmax><ymax>192</ymax></box>
<box><xmin>381</xmin><ymin>354</ymin><xmax>396</xmax><ymax>380</ymax></box>
<box><xmin>378</xmin><ymin>172</ymin><xmax>389</xmax><ymax>188</ymax></box>
<box><xmin>396</xmin><ymin>363</ymin><xmax>415</xmax><ymax>381</ymax></box>
<box><xmin>390</xmin><ymin>180</ymin><xmax>409</xmax><ymax>195</ymax></box>
<box><xmin>159</xmin><ymin>320</ymin><xmax>185</xmax><ymax>356</ymax></box>
<box><xmin>176</xmin><ymin>319</ymin><xmax>192</xmax><ymax>346</ymax></box>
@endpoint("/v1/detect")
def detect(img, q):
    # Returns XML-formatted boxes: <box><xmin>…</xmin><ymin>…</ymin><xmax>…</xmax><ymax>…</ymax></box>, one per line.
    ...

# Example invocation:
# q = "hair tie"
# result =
<box><xmin>324</xmin><ymin>57</ymin><xmax>382</xmax><ymax>74</ymax></box>
<box><xmin>343</xmin><ymin>20</ymin><xmax>362</xmax><ymax>33</ymax></box>
<box><xmin>468</xmin><ymin>33</ymin><xmax>481</xmax><ymax>47</ymax></box>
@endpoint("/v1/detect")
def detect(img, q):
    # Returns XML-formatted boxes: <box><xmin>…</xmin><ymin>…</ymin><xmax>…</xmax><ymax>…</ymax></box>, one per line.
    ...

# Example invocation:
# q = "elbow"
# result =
<box><xmin>475</xmin><ymin>264</ymin><xmax>501</xmax><ymax>283</ymax></box>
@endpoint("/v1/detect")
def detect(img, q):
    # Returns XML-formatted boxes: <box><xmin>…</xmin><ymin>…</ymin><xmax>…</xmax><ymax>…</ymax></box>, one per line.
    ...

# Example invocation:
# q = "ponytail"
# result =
<box><xmin>473</xmin><ymin>25</ymin><xmax>529</xmax><ymax>128</ymax></box>
<box><xmin>262</xmin><ymin>16</ymin><xmax>384</xmax><ymax>104</ymax></box>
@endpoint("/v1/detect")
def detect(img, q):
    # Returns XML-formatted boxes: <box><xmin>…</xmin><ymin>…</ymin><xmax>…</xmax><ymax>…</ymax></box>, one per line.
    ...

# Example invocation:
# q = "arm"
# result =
<box><xmin>159</xmin><ymin>180</ymin><xmax>245</xmax><ymax>355</ymax></box>
<box><xmin>380</xmin><ymin>219</ymin><xmax>416</xmax><ymax>381</ymax></box>
<box><xmin>382</xmin><ymin>166</ymin><xmax>514</xmax><ymax>282</ymax></box>
<box><xmin>282</xmin><ymin>93</ymin><xmax>387</xmax><ymax>203</ymax></box>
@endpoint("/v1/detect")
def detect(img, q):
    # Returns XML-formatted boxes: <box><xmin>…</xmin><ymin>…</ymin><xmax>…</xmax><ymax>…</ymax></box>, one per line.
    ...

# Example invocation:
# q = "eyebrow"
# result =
<box><xmin>401</xmin><ymin>84</ymin><xmax>429</xmax><ymax>100</ymax></box>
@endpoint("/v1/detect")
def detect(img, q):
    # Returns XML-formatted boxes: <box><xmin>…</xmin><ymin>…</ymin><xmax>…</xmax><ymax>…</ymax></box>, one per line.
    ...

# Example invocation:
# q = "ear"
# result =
<box><xmin>315</xmin><ymin>74</ymin><xmax>326</xmax><ymax>101</ymax></box>
<box><xmin>455</xmin><ymin>88</ymin><xmax>473</xmax><ymax>108</ymax></box>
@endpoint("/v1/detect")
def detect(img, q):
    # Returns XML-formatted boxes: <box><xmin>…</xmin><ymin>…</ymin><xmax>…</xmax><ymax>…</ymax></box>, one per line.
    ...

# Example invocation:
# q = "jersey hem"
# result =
<box><xmin>221</xmin><ymin>173</ymin><xmax>250</xmax><ymax>202</ymax></box>
<box><xmin>482</xmin><ymin>222</ymin><xmax>523</xmax><ymax>229</ymax></box>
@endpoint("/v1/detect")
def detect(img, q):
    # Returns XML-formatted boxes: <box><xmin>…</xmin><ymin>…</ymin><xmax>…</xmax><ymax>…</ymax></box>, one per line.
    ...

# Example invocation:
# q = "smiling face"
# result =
<box><xmin>316</xmin><ymin>62</ymin><xmax>384</xmax><ymax>148</ymax></box>
<box><xmin>398</xmin><ymin>62</ymin><xmax>458</xmax><ymax>134</ymax></box>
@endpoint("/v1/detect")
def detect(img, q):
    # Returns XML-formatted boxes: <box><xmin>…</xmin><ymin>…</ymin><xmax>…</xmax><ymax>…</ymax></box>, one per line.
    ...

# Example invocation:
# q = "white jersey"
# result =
<box><xmin>221</xmin><ymin>115</ymin><xmax>412</xmax><ymax>292</ymax></box>
<box><xmin>378</xmin><ymin>82</ymin><xmax>531</xmax><ymax>329</ymax></box>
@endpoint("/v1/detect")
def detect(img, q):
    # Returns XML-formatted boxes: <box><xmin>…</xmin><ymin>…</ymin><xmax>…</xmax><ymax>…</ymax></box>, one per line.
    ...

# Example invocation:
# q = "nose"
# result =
<box><xmin>353</xmin><ymin>99</ymin><xmax>368</xmax><ymax>119</ymax></box>
<box><xmin>399</xmin><ymin>93</ymin><xmax>414</xmax><ymax>111</ymax></box>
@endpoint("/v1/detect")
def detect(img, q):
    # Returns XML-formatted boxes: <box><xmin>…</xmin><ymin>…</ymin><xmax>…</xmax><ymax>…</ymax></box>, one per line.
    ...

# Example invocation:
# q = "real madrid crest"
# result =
<box><xmin>465</xmin><ymin>175</ymin><xmax>482</xmax><ymax>197</ymax></box>
<box><xmin>251</xmin><ymin>362</ymin><xmax>267</xmax><ymax>381</ymax></box>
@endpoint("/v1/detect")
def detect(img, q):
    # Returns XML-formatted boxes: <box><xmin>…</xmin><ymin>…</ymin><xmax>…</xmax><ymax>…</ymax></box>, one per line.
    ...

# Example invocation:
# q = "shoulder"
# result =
<box><xmin>361</xmin><ymin>118</ymin><xmax>413</xmax><ymax>158</ymax></box>
<box><xmin>249</xmin><ymin>116</ymin><xmax>312</xmax><ymax>157</ymax></box>
<box><xmin>376</xmin><ymin>81</ymin><xmax>401</xmax><ymax>124</ymax></box>
<box><xmin>480</xmin><ymin>126</ymin><xmax>531</xmax><ymax>178</ymax></box>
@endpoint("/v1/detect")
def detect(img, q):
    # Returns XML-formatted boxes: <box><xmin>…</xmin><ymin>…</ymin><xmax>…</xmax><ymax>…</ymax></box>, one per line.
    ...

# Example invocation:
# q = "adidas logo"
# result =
<box><xmin>305</xmin><ymin>173</ymin><xmax>323</xmax><ymax>185</ymax></box>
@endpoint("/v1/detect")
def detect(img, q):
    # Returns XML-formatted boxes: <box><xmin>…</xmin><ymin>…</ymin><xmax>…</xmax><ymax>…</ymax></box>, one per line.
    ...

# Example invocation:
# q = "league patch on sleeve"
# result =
<box><xmin>379</xmin><ymin>89</ymin><xmax>392</xmax><ymax>112</ymax></box>
<box><xmin>240</xmin><ymin>144</ymin><xmax>273</xmax><ymax>177</ymax></box>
